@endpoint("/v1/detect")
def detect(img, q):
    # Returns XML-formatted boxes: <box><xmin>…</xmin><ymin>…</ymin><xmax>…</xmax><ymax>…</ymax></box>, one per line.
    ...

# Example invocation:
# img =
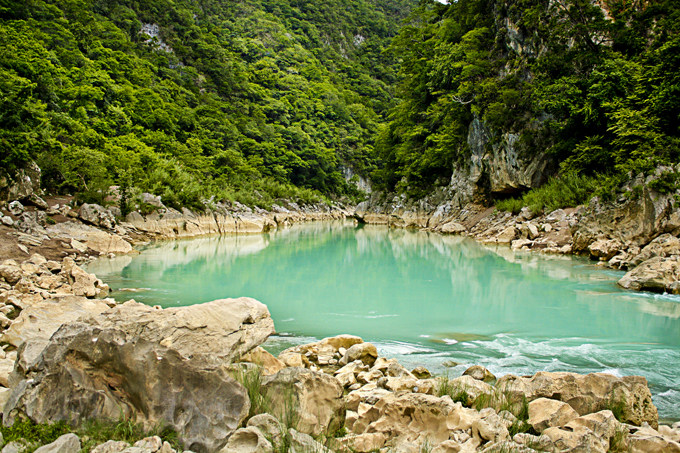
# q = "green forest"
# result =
<box><xmin>2</xmin><ymin>0</ymin><xmax>680</xmax><ymax>211</ymax></box>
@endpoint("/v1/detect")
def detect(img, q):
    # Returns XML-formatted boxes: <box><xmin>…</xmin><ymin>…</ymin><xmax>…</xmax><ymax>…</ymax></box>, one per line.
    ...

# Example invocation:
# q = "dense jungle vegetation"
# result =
<box><xmin>2</xmin><ymin>0</ymin><xmax>680</xmax><ymax>211</ymax></box>
<box><xmin>0</xmin><ymin>0</ymin><xmax>413</xmax><ymax>209</ymax></box>
<box><xmin>377</xmin><ymin>0</ymin><xmax>680</xmax><ymax>201</ymax></box>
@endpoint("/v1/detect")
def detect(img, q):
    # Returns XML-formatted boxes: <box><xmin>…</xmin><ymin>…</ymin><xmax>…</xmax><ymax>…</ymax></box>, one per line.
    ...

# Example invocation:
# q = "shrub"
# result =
<box><xmin>496</xmin><ymin>173</ymin><xmax>599</xmax><ymax>214</ymax></box>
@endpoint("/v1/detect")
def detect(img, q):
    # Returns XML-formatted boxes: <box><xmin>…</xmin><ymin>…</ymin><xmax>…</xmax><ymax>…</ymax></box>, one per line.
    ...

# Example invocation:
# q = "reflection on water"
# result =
<box><xmin>88</xmin><ymin>221</ymin><xmax>680</xmax><ymax>420</ymax></box>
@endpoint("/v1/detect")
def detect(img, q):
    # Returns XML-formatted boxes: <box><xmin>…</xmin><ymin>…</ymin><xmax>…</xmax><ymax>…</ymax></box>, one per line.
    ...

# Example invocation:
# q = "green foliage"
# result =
<box><xmin>77</xmin><ymin>416</ymin><xmax>181</xmax><ymax>452</ymax></box>
<box><xmin>0</xmin><ymin>0</ymin><xmax>414</xmax><ymax>207</ymax></box>
<box><xmin>435</xmin><ymin>376</ymin><xmax>471</xmax><ymax>405</ymax></box>
<box><xmin>496</xmin><ymin>173</ymin><xmax>599</xmax><ymax>214</ymax></box>
<box><xmin>232</xmin><ymin>365</ymin><xmax>271</xmax><ymax>419</ymax></box>
<box><xmin>377</xmin><ymin>0</ymin><xmax>680</xmax><ymax>198</ymax></box>
<box><xmin>0</xmin><ymin>418</ymin><xmax>70</xmax><ymax>447</ymax></box>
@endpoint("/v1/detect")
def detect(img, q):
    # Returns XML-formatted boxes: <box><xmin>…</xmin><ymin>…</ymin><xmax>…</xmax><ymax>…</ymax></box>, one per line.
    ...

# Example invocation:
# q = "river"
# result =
<box><xmin>86</xmin><ymin>221</ymin><xmax>680</xmax><ymax>421</ymax></box>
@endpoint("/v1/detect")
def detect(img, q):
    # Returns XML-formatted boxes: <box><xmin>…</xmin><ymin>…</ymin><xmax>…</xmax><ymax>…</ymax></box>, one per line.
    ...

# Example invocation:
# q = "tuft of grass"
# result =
<box><xmin>435</xmin><ymin>376</ymin><xmax>471</xmax><ymax>405</ymax></box>
<box><xmin>77</xmin><ymin>416</ymin><xmax>181</xmax><ymax>452</ymax></box>
<box><xmin>0</xmin><ymin>418</ymin><xmax>70</xmax><ymax>448</ymax></box>
<box><xmin>0</xmin><ymin>415</ymin><xmax>181</xmax><ymax>453</ymax></box>
<box><xmin>232</xmin><ymin>365</ymin><xmax>271</xmax><ymax>419</ymax></box>
<box><xmin>608</xmin><ymin>425</ymin><xmax>629</xmax><ymax>452</ymax></box>
<box><xmin>496</xmin><ymin>173</ymin><xmax>598</xmax><ymax>215</ymax></box>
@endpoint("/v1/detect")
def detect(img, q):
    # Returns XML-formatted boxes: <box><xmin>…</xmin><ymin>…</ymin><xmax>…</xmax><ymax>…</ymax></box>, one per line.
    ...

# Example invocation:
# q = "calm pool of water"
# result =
<box><xmin>87</xmin><ymin>221</ymin><xmax>680</xmax><ymax>420</ymax></box>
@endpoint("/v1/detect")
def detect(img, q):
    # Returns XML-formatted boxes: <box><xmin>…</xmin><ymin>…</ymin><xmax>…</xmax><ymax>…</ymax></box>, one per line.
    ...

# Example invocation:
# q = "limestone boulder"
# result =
<box><xmin>496</xmin><ymin>371</ymin><xmax>658</xmax><ymax>428</ymax></box>
<box><xmin>472</xmin><ymin>411</ymin><xmax>510</xmax><ymax>443</ymax></box>
<box><xmin>494</xmin><ymin>226</ymin><xmax>518</xmax><ymax>244</ymax></box>
<box><xmin>463</xmin><ymin>365</ymin><xmax>496</xmax><ymax>383</ymax></box>
<box><xmin>47</xmin><ymin>222</ymin><xmax>132</xmax><ymax>255</ymax></box>
<box><xmin>340</xmin><ymin>342</ymin><xmax>378</xmax><ymax>366</ymax></box>
<box><xmin>90</xmin><ymin>440</ymin><xmax>130</xmax><ymax>453</ymax></box>
<box><xmin>528</xmin><ymin>398</ymin><xmax>579</xmax><ymax>432</ymax></box>
<box><xmin>351</xmin><ymin>393</ymin><xmax>481</xmax><ymax>449</ymax></box>
<box><xmin>446</xmin><ymin>375</ymin><xmax>495</xmax><ymax>406</ymax></box>
<box><xmin>61</xmin><ymin>258</ymin><xmax>109</xmax><ymax>298</ymax></box>
<box><xmin>220</xmin><ymin>427</ymin><xmax>273</xmax><ymax>453</ymax></box>
<box><xmin>33</xmin><ymin>433</ymin><xmax>81</xmax><ymax>453</ymax></box>
<box><xmin>542</xmin><ymin>425</ymin><xmax>609</xmax><ymax>453</ymax></box>
<box><xmin>628</xmin><ymin>233</ymin><xmax>680</xmax><ymax>268</ymax></box>
<box><xmin>618</xmin><ymin>255</ymin><xmax>680</xmax><ymax>293</ymax></box>
<box><xmin>240</xmin><ymin>347</ymin><xmax>285</xmax><ymax>376</ymax></box>
<box><xmin>588</xmin><ymin>238</ymin><xmax>624</xmax><ymax>261</ymax></box>
<box><xmin>262</xmin><ymin>367</ymin><xmax>344</xmax><ymax>437</ymax></box>
<box><xmin>247</xmin><ymin>414</ymin><xmax>283</xmax><ymax>447</ymax></box>
<box><xmin>1</xmin><ymin>296</ymin><xmax>111</xmax><ymax>372</ymax></box>
<box><xmin>4</xmin><ymin>298</ymin><xmax>274</xmax><ymax>452</ymax></box>
<box><xmin>439</xmin><ymin>222</ymin><xmax>467</xmax><ymax>235</ymax></box>
<box><xmin>628</xmin><ymin>424</ymin><xmax>680</xmax><ymax>453</ymax></box>
<box><xmin>79</xmin><ymin>204</ymin><xmax>116</xmax><ymax>230</ymax></box>
<box><xmin>287</xmin><ymin>428</ymin><xmax>331</xmax><ymax>453</ymax></box>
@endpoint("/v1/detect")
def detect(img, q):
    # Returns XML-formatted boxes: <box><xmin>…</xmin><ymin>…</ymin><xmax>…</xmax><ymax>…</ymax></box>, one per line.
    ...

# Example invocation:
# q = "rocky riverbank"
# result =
<box><xmin>355</xmin><ymin>183</ymin><xmax>680</xmax><ymax>295</ymax></box>
<box><xmin>0</xmin><ymin>252</ymin><xmax>678</xmax><ymax>452</ymax></box>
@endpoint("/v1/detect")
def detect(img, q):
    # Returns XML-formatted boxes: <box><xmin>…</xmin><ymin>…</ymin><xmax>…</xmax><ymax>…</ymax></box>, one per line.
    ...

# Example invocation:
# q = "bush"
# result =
<box><xmin>496</xmin><ymin>173</ymin><xmax>599</xmax><ymax>214</ymax></box>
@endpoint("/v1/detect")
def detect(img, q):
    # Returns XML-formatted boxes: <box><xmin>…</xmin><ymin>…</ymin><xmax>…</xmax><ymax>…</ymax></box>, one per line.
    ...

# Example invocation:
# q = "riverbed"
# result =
<box><xmin>87</xmin><ymin>221</ymin><xmax>680</xmax><ymax>421</ymax></box>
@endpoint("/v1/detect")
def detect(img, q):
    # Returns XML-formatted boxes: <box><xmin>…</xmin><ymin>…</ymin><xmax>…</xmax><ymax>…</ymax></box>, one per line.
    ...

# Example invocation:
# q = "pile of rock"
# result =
<box><xmin>234</xmin><ymin>335</ymin><xmax>679</xmax><ymax>453</ymax></box>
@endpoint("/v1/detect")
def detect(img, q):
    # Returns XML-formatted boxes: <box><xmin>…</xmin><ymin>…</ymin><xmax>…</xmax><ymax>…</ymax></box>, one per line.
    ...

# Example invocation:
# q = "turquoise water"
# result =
<box><xmin>87</xmin><ymin>221</ymin><xmax>680</xmax><ymax>420</ymax></box>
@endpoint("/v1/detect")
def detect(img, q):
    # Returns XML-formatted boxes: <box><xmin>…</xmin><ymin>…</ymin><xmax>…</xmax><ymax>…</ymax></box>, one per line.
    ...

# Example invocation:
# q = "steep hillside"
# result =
<box><xmin>376</xmin><ymin>0</ymin><xmax>680</xmax><ymax>208</ymax></box>
<box><xmin>0</xmin><ymin>0</ymin><xmax>414</xmax><ymax>209</ymax></box>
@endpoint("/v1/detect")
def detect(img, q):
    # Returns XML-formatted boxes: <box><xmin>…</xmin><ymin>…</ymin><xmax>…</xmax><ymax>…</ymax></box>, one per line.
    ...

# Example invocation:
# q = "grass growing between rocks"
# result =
<box><xmin>608</xmin><ymin>425</ymin><xmax>629</xmax><ymax>453</ymax></box>
<box><xmin>0</xmin><ymin>418</ymin><xmax>71</xmax><ymax>451</ymax></box>
<box><xmin>0</xmin><ymin>416</ymin><xmax>181</xmax><ymax>453</ymax></box>
<box><xmin>77</xmin><ymin>416</ymin><xmax>181</xmax><ymax>452</ymax></box>
<box><xmin>435</xmin><ymin>376</ymin><xmax>470</xmax><ymax>405</ymax></box>
<box><xmin>233</xmin><ymin>365</ymin><xmax>272</xmax><ymax>418</ymax></box>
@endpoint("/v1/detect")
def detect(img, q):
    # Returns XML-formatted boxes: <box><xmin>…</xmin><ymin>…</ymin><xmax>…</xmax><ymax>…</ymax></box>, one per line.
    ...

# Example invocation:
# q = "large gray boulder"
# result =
<box><xmin>79</xmin><ymin>203</ymin><xmax>117</xmax><ymax>229</ymax></box>
<box><xmin>3</xmin><ymin>298</ymin><xmax>275</xmax><ymax>452</ymax></box>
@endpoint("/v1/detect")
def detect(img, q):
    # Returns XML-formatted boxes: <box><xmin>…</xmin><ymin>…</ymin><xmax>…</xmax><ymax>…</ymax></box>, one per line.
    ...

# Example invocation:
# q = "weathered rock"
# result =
<box><xmin>588</xmin><ymin>238</ymin><xmax>624</xmax><ymax>261</ymax></box>
<box><xmin>565</xmin><ymin>410</ymin><xmax>620</xmax><ymax>448</ymax></box>
<box><xmin>287</xmin><ymin>428</ymin><xmax>330</xmax><ymax>453</ymax></box>
<box><xmin>240</xmin><ymin>347</ymin><xmax>285</xmax><ymax>376</ymax></box>
<box><xmin>411</xmin><ymin>366</ymin><xmax>431</xmax><ymax>379</ymax></box>
<box><xmin>494</xmin><ymin>226</ymin><xmax>518</xmax><ymax>244</ymax></box>
<box><xmin>497</xmin><ymin>371</ymin><xmax>658</xmax><ymax>428</ymax></box>
<box><xmin>628</xmin><ymin>425</ymin><xmax>680</xmax><ymax>453</ymax></box>
<box><xmin>352</xmin><ymin>393</ymin><xmax>480</xmax><ymax>448</ymax></box>
<box><xmin>91</xmin><ymin>440</ymin><xmax>131</xmax><ymax>453</ymax></box>
<box><xmin>439</xmin><ymin>221</ymin><xmax>467</xmax><ymax>235</ymax></box>
<box><xmin>133</xmin><ymin>436</ymin><xmax>162</xmax><ymax>451</ymax></box>
<box><xmin>528</xmin><ymin>398</ymin><xmax>579</xmax><ymax>432</ymax></box>
<box><xmin>0</xmin><ymin>262</ymin><xmax>22</xmax><ymax>284</ymax></box>
<box><xmin>33</xmin><ymin>433</ymin><xmax>81</xmax><ymax>453</ymax></box>
<box><xmin>462</xmin><ymin>365</ymin><xmax>496</xmax><ymax>383</ymax></box>
<box><xmin>220</xmin><ymin>427</ymin><xmax>273</xmax><ymax>453</ymax></box>
<box><xmin>473</xmin><ymin>411</ymin><xmax>510</xmax><ymax>443</ymax></box>
<box><xmin>4</xmin><ymin>298</ymin><xmax>274</xmax><ymax>452</ymax></box>
<box><xmin>542</xmin><ymin>425</ymin><xmax>609</xmax><ymax>453</ymax></box>
<box><xmin>47</xmin><ymin>222</ymin><xmax>133</xmax><ymax>255</ymax></box>
<box><xmin>247</xmin><ymin>414</ymin><xmax>283</xmax><ymax>447</ymax></box>
<box><xmin>79</xmin><ymin>204</ymin><xmax>117</xmax><ymax>230</ymax></box>
<box><xmin>262</xmin><ymin>367</ymin><xmax>345</xmax><ymax>437</ymax></box>
<box><xmin>343</xmin><ymin>433</ymin><xmax>387</xmax><ymax>452</ymax></box>
<box><xmin>61</xmin><ymin>258</ymin><xmax>110</xmax><ymax>298</ymax></box>
<box><xmin>618</xmin><ymin>255</ymin><xmax>680</xmax><ymax>293</ymax></box>
<box><xmin>628</xmin><ymin>233</ymin><xmax>680</xmax><ymax>268</ymax></box>
<box><xmin>340</xmin><ymin>342</ymin><xmax>378</xmax><ymax>367</ymax></box>
<box><xmin>1</xmin><ymin>296</ymin><xmax>111</xmax><ymax>371</ymax></box>
<box><xmin>8</xmin><ymin>201</ymin><xmax>24</xmax><ymax>216</ymax></box>
<box><xmin>1</xmin><ymin>216</ymin><xmax>13</xmax><ymax>227</ymax></box>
